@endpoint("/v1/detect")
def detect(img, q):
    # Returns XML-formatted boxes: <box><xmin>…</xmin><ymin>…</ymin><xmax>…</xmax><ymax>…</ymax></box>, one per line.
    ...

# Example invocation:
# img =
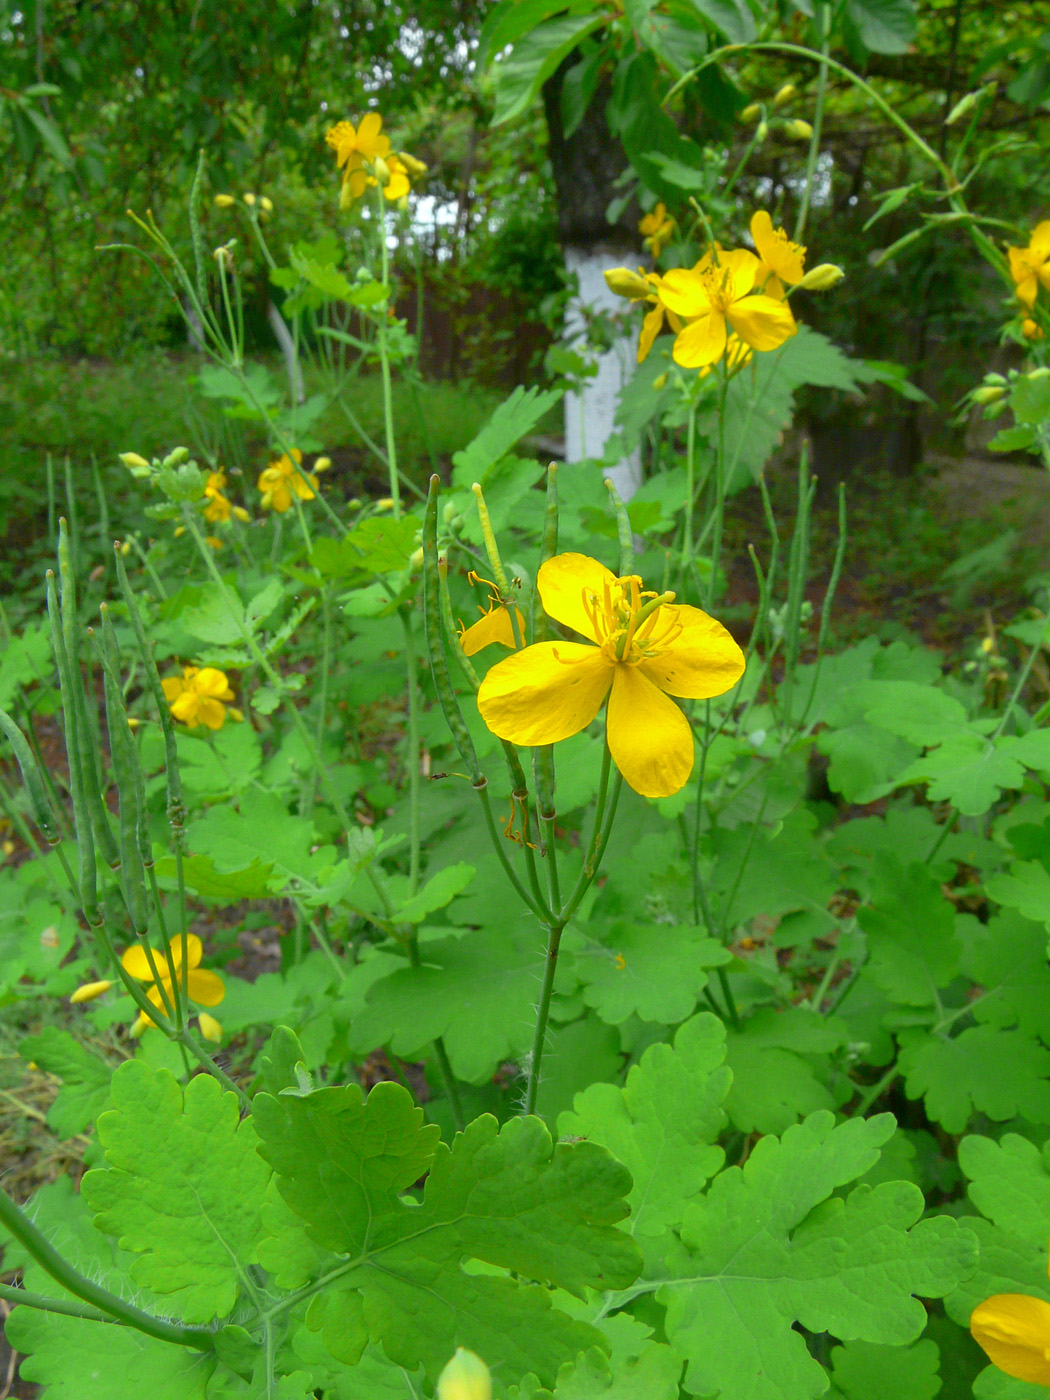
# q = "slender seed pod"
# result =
<box><xmin>605</xmin><ymin>476</ymin><xmax>634</xmax><ymax>577</ymax></box>
<box><xmin>46</xmin><ymin>572</ymin><xmax>98</xmax><ymax>924</ymax></box>
<box><xmin>57</xmin><ymin>522</ymin><xmax>120</xmax><ymax>870</ymax></box>
<box><xmin>423</xmin><ymin>477</ymin><xmax>482</xmax><ymax>784</ymax></box>
<box><xmin>96</xmin><ymin>610</ymin><xmax>149</xmax><ymax>934</ymax></box>
<box><xmin>532</xmin><ymin>466</ymin><xmax>560</xmax><ymax>824</ymax></box>
<box><xmin>0</xmin><ymin>708</ymin><xmax>59</xmax><ymax>844</ymax></box>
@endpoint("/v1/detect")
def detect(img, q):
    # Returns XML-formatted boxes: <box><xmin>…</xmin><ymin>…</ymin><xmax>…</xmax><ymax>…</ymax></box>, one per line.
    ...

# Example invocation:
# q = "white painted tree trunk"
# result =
<box><xmin>563</xmin><ymin>246</ymin><xmax>642</xmax><ymax>502</ymax></box>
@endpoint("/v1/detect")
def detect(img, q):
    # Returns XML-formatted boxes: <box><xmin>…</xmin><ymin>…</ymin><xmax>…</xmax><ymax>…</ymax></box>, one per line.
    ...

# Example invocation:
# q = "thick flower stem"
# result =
<box><xmin>523</xmin><ymin>919</ymin><xmax>567</xmax><ymax>1118</ymax></box>
<box><xmin>0</xmin><ymin>1187</ymin><xmax>213</xmax><ymax>1351</ymax></box>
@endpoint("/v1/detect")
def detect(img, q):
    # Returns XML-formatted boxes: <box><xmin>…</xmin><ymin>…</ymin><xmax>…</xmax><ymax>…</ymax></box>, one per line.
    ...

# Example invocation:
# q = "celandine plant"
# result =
<box><xmin>5</xmin><ymin>48</ymin><xmax>1050</xmax><ymax>1400</ymax></box>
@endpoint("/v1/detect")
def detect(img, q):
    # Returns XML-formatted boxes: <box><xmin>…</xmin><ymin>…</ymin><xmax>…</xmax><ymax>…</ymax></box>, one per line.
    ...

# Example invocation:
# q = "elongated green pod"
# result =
<box><xmin>0</xmin><ymin>708</ymin><xmax>59</xmax><ymax>844</ymax></box>
<box><xmin>114</xmin><ymin>546</ymin><xmax>185</xmax><ymax>842</ymax></box>
<box><xmin>95</xmin><ymin>612</ymin><xmax>149</xmax><ymax>934</ymax></box>
<box><xmin>423</xmin><ymin>476</ymin><xmax>482</xmax><ymax>784</ymax></box>
<box><xmin>605</xmin><ymin>476</ymin><xmax>633</xmax><ymax>577</ymax></box>
<box><xmin>188</xmin><ymin>150</ymin><xmax>209</xmax><ymax>309</ymax></box>
<box><xmin>58</xmin><ymin>521</ymin><xmax>119</xmax><ymax>869</ymax></box>
<box><xmin>46</xmin><ymin>572</ymin><xmax>98</xmax><ymax>924</ymax></box>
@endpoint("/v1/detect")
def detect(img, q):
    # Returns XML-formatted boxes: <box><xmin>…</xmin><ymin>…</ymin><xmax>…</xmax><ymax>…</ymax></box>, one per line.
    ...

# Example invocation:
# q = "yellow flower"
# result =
<box><xmin>398</xmin><ymin>151</ymin><xmax>428</xmax><ymax>179</ymax></box>
<box><xmin>971</xmin><ymin>1244</ymin><xmax>1050</xmax><ymax>1389</ymax></box>
<box><xmin>202</xmin><ymin>470</ymin><xmax>250</xmax><ymax>524</ymax></box>
<box><xmin>1009</xmin><ymin>221</ymin><xmax>1050</xmax><ymax>309</ymax></box>
<box><xmin>257</xmin><ymin>448</ymin><xmax>319</xmax><ymax>512</ymax></box>
<box><xmin>161</xmin><ymin>665</ymin><xmax>237</xmax><ymax>730</ymax></box>
<box><xmin>325</xmin><ymin>112</ymin><xmax>391</xmax><ymax>201</ymax></box>
<box><xmin>458</xmin><ymin>573</ymin><xmax>526</xmax><ymax>655</ymax></box>
<box><xmin>1024</xmin><ymin>317</ymin><xmax>1045</xmax><ymax>341</ymax></box>
<box><xmin>122</xmin><ymin>934</ymin><xmax>225</xmax><ymax>1032</ymax></box>
<box><xmin>657</xmin><ymin>247</ymin><xmax>797</xmax><ymax>370</ymax></box>
<box><xmin>477</xmin><ymin>553</ymin><xmax>745</xmax><ymax>799</ymax></box>
<box><xmin>750</xmin><ymin>210</ymin><xmax>806</xmax><ymax>298</ymax></box>
<box><xmin>603</xmin><ymin>265</ymin><xmax>683</xmax><ymax>363</ymax></box>
<box><xmin>639</xmin><ymin>202</ymin><xmax>675</xmax><ymax>256</ymax></box>
<box><xmin>437</xmin><ymin>1348</ymin><xmax>492</xmax><ymax>1400</ymax></box>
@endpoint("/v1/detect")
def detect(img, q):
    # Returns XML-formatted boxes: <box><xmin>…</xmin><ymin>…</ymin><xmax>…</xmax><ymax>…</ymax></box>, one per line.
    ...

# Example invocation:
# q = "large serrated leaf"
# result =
<box><xmin>452</xmin><ymin>385</ymin><xmax>564</xmax><ymax>485</ymax></box>
<box><xmin>82</xmin><ymin>1062</ymin><xmax>271</xmax><ymax>1324</ymax></box>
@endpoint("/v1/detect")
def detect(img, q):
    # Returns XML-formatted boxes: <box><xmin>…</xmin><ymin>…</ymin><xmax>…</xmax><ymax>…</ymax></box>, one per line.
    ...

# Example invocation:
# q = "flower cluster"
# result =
<box><xmin>257</xmin><ymin>449</ymin><xmax>328</xmax><ymax>513</ymax></box>
<box><xmin>71</xmin><ymin>935</ymin><xmax>225</xmax><ymax>1041</ymax></box>
<box><xmin>606</xmin><ymin>209</ymin><xmax>842</xmax><ymax>371</ymax></box>
<box><xmin>203</xmin><ymin>470</ymin><xmax>251</xmax><ymax>526</ymax></box>
<box><xmin>324</xmin><ymin>112</ymin><xmax>425</xmax><ymax>208</ymax></box>
<box><xmin>1008</xmin><ymin>219</ymin><xmax>1050</xmax><ymax>340</ymax></box>
<box><xmin>476</xmin><ymin>552</ymin><xmax>745</xmax><ymax>799</ymax></box>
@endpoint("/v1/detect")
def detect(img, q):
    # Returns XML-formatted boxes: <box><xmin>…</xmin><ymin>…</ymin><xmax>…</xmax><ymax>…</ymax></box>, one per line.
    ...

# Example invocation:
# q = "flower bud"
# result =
<box><xmin>1028</xmin><ymin>366</ymin><xmax>1050</xmax><ymax>380</ymax></box>
<box><xmin>373</xmin><ymin>156</ymin><xmax>391</xmax><ymax>186</ymax></box>
<box><xmin>945</xmin><ymin>90</ymin><xmax>979</xmax><ymax>125</ymax></box>
<box><xmin>313</xmin><ymin>456</ymin><xmax>332</xmax><ymax>473</ymax></box>
<box><xmin>739</xmin><ymin>102</ymin><xmax>761</xmax><ymax>122</ymax></box>
<box><xmin>797</xmin><ymin>263</ymin><xmax>845</xmax><ymax>291</ymax></box>
<box><xmin>71</xmin><ymin>979</ymin><xmax>113</xmax><ymax>1004</ymax></box>
<box><xmin>119</xmin><ymin>451</ymin><xmax>151</xmax><ymax>471</ymax></box>
<box><xmin>259</xmin><ymin>195</ymin><xmax>274</xmax><ymax>212</ymax></box>
<box><xmin>213</xmin><ymin>194</ymin><xmax>235</xmax><ymax>208</ymax></box>
<box><xmin>198</xmin><ymin>1012</ymin><xmax>223</xmax><ymax>1042</ymax></box>
<box><xmin>375</xmin><ymin>497</ymin><xmax>394</xmax><ymax>511</ymax></box>
<box><xmin>409</xmin><ymin>547</ymin><xmax>424</xmax><ymax>571</ymax></box>
<box><xmin>652</xmin><ymin>372</ymin><xmax>668</xmax><ymax>389</ymax></box>
<box><xmin>604</xmin><ymin>267</ymin><xmax>651</xmax><ymax>300</ymax></box>
<box><xmin>772</xmin><ymin>83</ymin><xmax>796</xmax><ymax>107</ymax></box>
<box><xmin>399</xmin><ymin>151</ymin><xmax>428</xmax><ymax>178</ymax></box>
<box><xmin>163</xmin><ymin>446</ymin><xmax>190</xmax><ymax>467</ymax></box>
<box><xmin>972</xmin><ymin>385</ymin><xmax>1006</xmax><ymax>403</ymax></box>
<box><xmin>243</xmin><ymin>192</ymin><xmax>257</xmax><ymax>207</ymax></box>
<box><xmin>213</xmin><ymin>244</ymin><xmax>234</xmax><ymax>270</ymax></box>
<box><xmin>755</xmin><ymin>121</ymin><xmax>768</xmax><ymax>144</ymax></box>
<box><xmin>785</xmin><ymin>119</ymin><xmax>813</xmax><ymax>140</ymax></box>
<box><xmin>437</xmin><ymin>1349</ymin><xmax>492</xmax><ymax>1400</ymax></box>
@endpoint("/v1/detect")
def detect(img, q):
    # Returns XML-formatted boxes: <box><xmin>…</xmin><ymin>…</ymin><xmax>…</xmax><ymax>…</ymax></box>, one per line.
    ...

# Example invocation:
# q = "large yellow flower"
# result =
<box><xmin>257</xmin><ymin>448</ymin><xmax>320</xmax><ymax>513</ymax></box>
<box><xmin>122</xmin><ymin>934</ymin><xmax>225</xmax><ymax>1036</ymax></box>
<box><xmin>1008</xmin><ymin>221</ymin><xmax>1050</xmax><ymax>309</ymax></box>
<box><xmin>325</xmin><ymin>113</ymin><xmax>390</xmax><ymax>200</ymax></box>
<box><xmin>750</xmin><ymin>210</ymin><xmax>806</xmax><ymax>299</ymax></box>
<box><xmin>477</xmin><ymin>553</ymin><xmax>745</xmax><ymax>798</ymax></box>
<box><xmin>971</xmin><ymin>1245</ymin><xmax>1050</xmax><ymax>1387</ymax></box>
<box><xmin>161</xmin><ymin>665</ymin><xmax>237</xmax><ymax>730</ymax></box>
<box><xmin>658</xmin><ymin>247</ymin><xmax>797</xmax><ymax>369</ymax></box>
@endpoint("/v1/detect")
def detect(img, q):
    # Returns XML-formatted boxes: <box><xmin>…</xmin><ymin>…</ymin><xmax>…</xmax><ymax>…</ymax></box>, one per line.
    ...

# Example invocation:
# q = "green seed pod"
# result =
<box><xmin>0</xmin><ymin>708</ymin><xmax>59</xmax><ymax>844</ymax></box>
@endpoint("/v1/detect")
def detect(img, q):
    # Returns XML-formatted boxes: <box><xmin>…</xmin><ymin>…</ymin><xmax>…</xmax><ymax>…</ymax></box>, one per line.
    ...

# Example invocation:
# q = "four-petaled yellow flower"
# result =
<box><xmin>639</xmin><ymin>202</ymin><xmax>675</xmax><ymax>257</ymax></box>
<box><xmin>750</xmin><ymin>210</ymin><xmax>806</xmax><ymax>299</ymax></box>
<box><xmin>122</xmin><ymin>934</ymin><xmax>225</xmax><ymax>1036</ymax></box>
<box><xmin>971</xmin><ymin>1241</ymin><xmax>1050</xmax><ymax>1388</ymax></box>
<box><xmin>325</xmin><ymin>112</ymin><xmax>391</xmax><ymax>201</ymax></box>
<box><xmin>162</xmin><ymin>665</ymin><xmax>238</xmax><ymax>730</ymax></box>
<box><xmin>257</xmin><ymin>449</ymin><xmax>322</xmax><ymax>513</ymax></box>
<box><xmin>203</xmin><ymin>470</ymin><xmax>250</xmax><ymax>525</ymax></box>
<box><xmin>477</xmin><ymin>553</ymin><xmax>745</xmax><ymax>798</ymax></box>
<box><xmin>658</xmin><ymin>247</ymin><xmax>798</xmax><ymax>369</ymax></box>
<box><xmin>1008</xmin><ymin>221</ymin><xmax>1050</xmax><ymax>310</ymax></box>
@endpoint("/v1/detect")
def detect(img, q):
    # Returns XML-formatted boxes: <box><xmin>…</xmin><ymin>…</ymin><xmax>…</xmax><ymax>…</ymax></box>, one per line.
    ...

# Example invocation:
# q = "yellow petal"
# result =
<box><xmin>460</xmin><ymin>606</ymin><xmax>524</xmax><ymax>656</ymax></box>
<box><xmin>657</xmin><ymin>267</ymin><xmax>711</xmax><ymax>319</ymax></box>
<box><xmin>1031</xmin><ymin>221</ymin><xmax>1050</xmax><ymax>259</ymax></box>
<box><xmin>169</xmin><ymin>692</ymin><xmax>201</xmax><ymax>724</ymax></box>
<box><xmin>637</xmin><ymin>302</ymin><xmax>665</xmax><ymax>363</ymax></box>
<box><xmin>717</xmin><ymin>246</ymin><xmax>762</xmax><ymax>299</ymax></box>
<box><xmin>971</xmin><ymin>1293</ymin><xmax>1050</xmax><ymax>1385</ymax></box>
<box><xmin>192</xmin><ymin>668</ymin><xmax>233</xmax><ymax>700</ymax></box>
<box><xmin>606</xmin><ymin>664</ymin><xmax>694</xmax><ymax>798</ymax></box>
<box><xmin>637</xmin><ymin>605</ymin><xmax>746</xmax><ymax>698</ymax></box>
<box><xmin>195</xmin><ymin>698</ymin><xmax>227</xmax><ymax>730</ymax></box>
<box><xmin>672</xmin><ymin>312</ymin><xmax>727</xmax><ymax>368</ymax></box>
<box><xmin>168</xmin><ymin>933</ymin><xmax>202</xmax><ymax>971</ymax></box>
<box><xmin>478</xmin><ymin>642</ymin><xmax>613</xmax><ymax>746</ymax></box>
<box><xmin>357</xmin><ymin>111</ymin><xmax>389</xmax><ymax>158</ymax></box>
<box><xmin>187</xmin><ymin>968</ymin><xmax>225</xmax><ymax>1007</ymax></box>
<box><xmin>726</xmin><ymin>294</ymin><xmax>797</xmax><ymax>351</ymax></box>
<box><xmin>161</xmin><ymin>677</ymin><xmax>184</xmax><ymax>701</ymax></box>
<box><xmin>538</xmin><ymin>554</ymin><xmax>618</xmax><ymax>641</ymax></box>
<box><xmin>121</xmin><ymin>944</ymin><xmax>162</xmax><ymax>980</ymax></box>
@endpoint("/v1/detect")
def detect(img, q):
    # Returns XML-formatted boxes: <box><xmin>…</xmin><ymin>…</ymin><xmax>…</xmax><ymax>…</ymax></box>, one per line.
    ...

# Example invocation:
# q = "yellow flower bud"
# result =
<box><xmin>785</xmin><ymin>119</ymin><xmax>813</xmax><ymax>140</ymax></box>
<box><xmin>375</xmin><ymin>497</ymin><xmax>395</xmax><ymax>511</ymax></box>
<box><xmin>755</xmin><ymin>121</ymin><xmax>768</xmax><ymax>143</ymax></box>
<box><xmin>243</xmin><ymin>192</ymin><xmax>257</xmax><ymax>206</ymax></box>
<box><xmin>652</xmin><ymin>372</ymin><xmax>668</xmax><ymax>389</ymax></box>
<box><xmin>398</xmin><ymin>151</ymin><xmax>428</xmax><ymax>178</ymax></box>
<box><xmin>409</xmin><ymin>547</ymin><xmax>424</xmax><ymax>571</ymax></box>
<box><xmin>213</xmin><ymin>245</ymin><xmax>234</xmax><ymax>270</ymax></box>
<box><xmin>604</xmin><ymin>267</ymin><xmax>652</xmax><ymax>300</ymax></box>
<box><xmin>214</xmin><ymin>194</ymin><xmax>236</xmax><ymax>208</ymax></box>
<box><xmin>198</xmin><ymin>1012</ymin><xmax>223</xmax><ymax>1042</ymax></box>
<box><xmin>313</xmin><ymin>456</ymin><xmax>332</xmax><ymax>473</ymax></box>
<box><xmin>945</xmin><ymin>90</ymin><xmax>979</xmax><ymax>125</ymax></box>
<box><xmin>373</xmin><ymin>156</ymin><xmax>390</xmax><ymax>186</ymax></box>
<box><xmin>119</xmin><ymin>451</ymin><xmax>151</xmax><ymax>470</ymax></box>
<box><xmin>972</xmin><ymin>384</ymin><xmax>1007</xmax><ymax>403</ymax></box>
<box><xmin>772</xmin><ymin>83</ymin><xmax>797</xmax><ymax>107</ymax></box>
<box><xmin>437</xmin><ymin>1349</ymin><xmax>492</xmax><ymax>1400</ymax></box>
<box><xmin>739</xmin><ymin>102</ymin><xmax>761</xmax><ymax>122</ymax></box>
<box><xmin>259</xmin><ymin>195</ymin><xmax>274</xmax><ymax>212</ymax></box>
<box><xmin>1028</xmin><ymin>366</ymin><xmax>1050</xmax><ymax>379</ymax></box>
<box><xmin>797</xmin><ymin>263</ymin><xmax>845</xmax><ymax>291</ymax></box>
<box><xmin>71</xmin><ymin>979</ymin><xmax>113</xmax><ymax>1004</ymax></box>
